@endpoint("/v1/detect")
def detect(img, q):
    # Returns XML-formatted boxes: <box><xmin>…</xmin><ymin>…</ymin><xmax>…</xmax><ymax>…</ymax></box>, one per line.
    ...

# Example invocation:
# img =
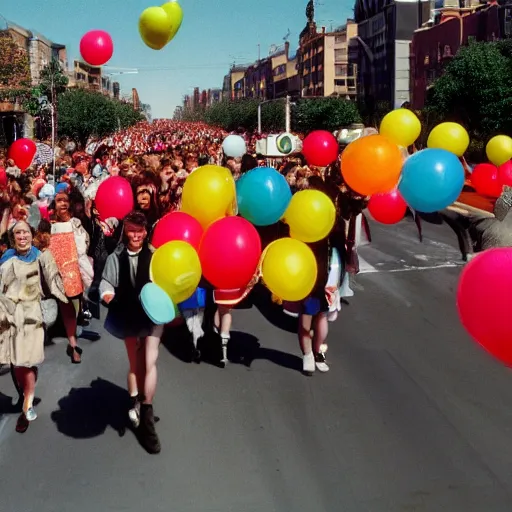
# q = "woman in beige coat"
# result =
<box><xmin>0</xmin><ymin>220</ymin><xmax>67</xmax><ymax>432</ymax></box>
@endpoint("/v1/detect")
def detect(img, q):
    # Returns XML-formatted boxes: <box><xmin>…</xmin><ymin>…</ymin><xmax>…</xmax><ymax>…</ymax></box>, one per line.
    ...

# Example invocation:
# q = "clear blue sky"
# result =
<box><xmin>1</xmin><ymin>0</ymin><xmax>353</xmax><ymax>118</ymax></box>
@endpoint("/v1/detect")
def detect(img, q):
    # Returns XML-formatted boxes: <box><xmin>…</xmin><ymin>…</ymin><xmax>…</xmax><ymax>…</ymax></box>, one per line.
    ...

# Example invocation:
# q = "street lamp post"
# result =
<box><xmin>257</xmin><ymin>95</ymin><xmax>293</xmax><ymax>133</ymax></box>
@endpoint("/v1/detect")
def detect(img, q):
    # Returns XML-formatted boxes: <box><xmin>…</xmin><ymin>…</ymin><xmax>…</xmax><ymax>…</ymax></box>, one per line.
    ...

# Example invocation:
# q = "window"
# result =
<box><xmin>347</xmin><ymin>79</ymin><xmax>355</xmax><ymax>87</ymax></box>
<box><xmin>335</xmin><ymin>34</ymin><xmax>346</xmax><ymax>44</ymax></box>
<box><xmin>335</xmin><ymin>79</ymin><xmax>346</xmax><ymax>86</ymax></box>
<box><xmin>335</xmin><ymin>64</ymin><xmax>347</xmax><ymax>76</ymax></box>
<box><xmin>335</xmin><ymin>48</ymin><xmax>347</xmax><ymax>61</ymax></box>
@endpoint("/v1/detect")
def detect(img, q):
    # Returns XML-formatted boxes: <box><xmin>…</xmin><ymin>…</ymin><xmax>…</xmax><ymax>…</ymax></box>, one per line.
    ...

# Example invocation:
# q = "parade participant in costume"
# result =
<box><xmin>0</xmin><ymin>221</ymin><xmax>67</xmax><ymax>432</ymax></box>
<box><xmin>49</xmin><ymin>191</ymin><xmax>93</xmax><ymax>363</ymax></box>
<box><xmin>100</xmin><ymin>211</ymin><xmax>163</xmax><ymax>454</ymax></box>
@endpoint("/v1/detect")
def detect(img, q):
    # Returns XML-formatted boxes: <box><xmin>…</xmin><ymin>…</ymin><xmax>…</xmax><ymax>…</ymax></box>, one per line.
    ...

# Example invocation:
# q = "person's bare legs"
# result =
<box><xmin>124</xmin><ymin>337</ymin><xmax>143</xmax><ymax>427</ymax></box>
<box><xmin>214</xmin><ymin>306</ymin><xmax>232</xmax><ymax>366</ymax></box>
<box><xmin>143</xmin><ymin>334</ymin><xmax>161</xmax><ymax>405</ymax></box>
<box><xmin>14</xmin><ymin>367</ymin><xmax>37</xmax><ymax>420</ymax></box>
<box><xmin>60</xmin><ymin>299</ymin><xmax>81</xmax><ymax>363</ymax></box>
<box><xmin>312</xmin><ymin>313</ymin><xmax>329</xmax><ymax>372</ymax></box>
<box><xmin>299</xmin><ymin>314</ymin><xmax>315</xmax><ymax>375</ymax></box>
<box><xmin>138</xmin><ymin>326</ymin><xmax>163</xmax><ymax>454</ymax></box>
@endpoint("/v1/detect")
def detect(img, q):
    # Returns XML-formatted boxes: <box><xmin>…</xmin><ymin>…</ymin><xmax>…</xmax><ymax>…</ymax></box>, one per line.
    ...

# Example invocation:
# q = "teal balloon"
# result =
<box><xmin>140</xmin><ymin>282</ymin><xmax>176</xmax><ymax>325</ymax></box>
<box><xmin>398</xmin><ymin>148</ymin><xmax>465</xmax><ymax>213</ymax></box>
<box><xmin>236</xmin><ymin>167</ymin><xmax>292</xmax><ymax>226</ymax></box>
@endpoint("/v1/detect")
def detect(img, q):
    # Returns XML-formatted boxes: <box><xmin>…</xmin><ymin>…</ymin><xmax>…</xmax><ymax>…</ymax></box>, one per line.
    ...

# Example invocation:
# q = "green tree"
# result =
<box><xmin>294</xmin><ymin>97</ymin><xmax>361</xmax><ymax>133</ymax></box>
<box><xmin>426</xmin><ymin>40</ymin><xmax>512</xmax><ymax>138</ymax></box>
<box><xmin>58</xmin><ymin>88</ymin><xmax>144</xmax><ymax>147</ymax></box>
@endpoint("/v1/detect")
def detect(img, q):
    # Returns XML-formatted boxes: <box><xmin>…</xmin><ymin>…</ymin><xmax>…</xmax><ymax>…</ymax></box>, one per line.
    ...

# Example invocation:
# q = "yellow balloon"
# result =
<box><xmin>181</xmin><ymin>165</ymin><xmax>236</xmax><ymax>229</ymax></box>
<box><xmin>284</xmin><ymin>190</ymin><xmax>336</xmax><ymax>243</ymax></box>
<box><xmin>150</xmin><ymin>241</ymin><xmax>201</xmax><ymax>303</ymax></box>
<box><xmin>261</xmin><ymin>238</ymin><xmax>317</xmax><ymax>302</ymax></box>
<box><xmin>161</xmin><ymin>1</ymin><xmax>183</xmax><ymax>43</ymax></box>
<box><xmin>486</xmin><ymin>135</ymin><xmax>512</xmax><ymax>166</ymax></box>
<box><xmin>379</xmin><ymin>109</ymin><xmax>421</xmax><ymax>147</ymax></box>
<box><xmin>427</xmin><ymin>122</ymin><xmax>469</xmax><ymax>157</ymax></box>
<box><xmin>139</xmin><ymin>7</ymin><xmax>173</xmax><ymax>50</ymax></box>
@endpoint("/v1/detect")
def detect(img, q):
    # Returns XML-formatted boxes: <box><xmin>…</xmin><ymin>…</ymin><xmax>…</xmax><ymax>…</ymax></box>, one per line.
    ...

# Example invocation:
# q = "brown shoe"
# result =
<box><xmin>138</xmin><ymin>404</ymin><xmax>161</xmax><ymax>454</ymax></box>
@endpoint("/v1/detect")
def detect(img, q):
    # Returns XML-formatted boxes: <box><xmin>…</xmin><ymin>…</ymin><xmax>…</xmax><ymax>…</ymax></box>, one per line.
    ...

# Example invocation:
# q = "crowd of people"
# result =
<box><xmin>0</xmin><ymin>120</ymin><xmax>373</xmax><ymax>454</ymax></box>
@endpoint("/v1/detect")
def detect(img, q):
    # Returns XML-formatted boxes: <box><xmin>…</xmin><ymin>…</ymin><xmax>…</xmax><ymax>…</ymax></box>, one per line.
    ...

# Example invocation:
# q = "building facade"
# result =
<box><xmin>298</xmin><ymin>20</ymin><xmax>358</xmax><ymax>98</ymax></box>
<box><xmin>354</xmin><ymin>0</ymin><xmax>431</xmax><ymax>109</ymax></box>
<box><xmin>411</xmin><ymin>1</ymin><xmax>512</xmax><ymax>108</ymax></box>
<box><xmin>222</xmin><ymin>65</ymin><xmax>248</xmax><ymax>100</ymax></box>
<box><xmin>271</xmin><ymin>42</ymin><xmax>300</xmax><ymax>100</ymax></box>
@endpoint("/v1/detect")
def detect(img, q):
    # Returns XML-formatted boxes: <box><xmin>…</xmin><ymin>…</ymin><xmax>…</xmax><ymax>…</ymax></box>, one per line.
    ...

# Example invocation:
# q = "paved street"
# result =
<box><xmin>1</xmin><ymin>216</ymin><xmax>512</xmax><ymax>512</ymax></box>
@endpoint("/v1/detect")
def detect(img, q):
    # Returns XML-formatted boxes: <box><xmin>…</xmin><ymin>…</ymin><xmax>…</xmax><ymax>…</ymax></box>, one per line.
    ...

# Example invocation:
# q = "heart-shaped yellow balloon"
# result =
<box><xmin>161</xmin><ymin>1</ymin><xmax>184</xmax><ymax>43</ymax></box>
<box><xmin>139</xmin><ymin>6</ymin><xmax>173</xmax><ymax>50</ymax></box>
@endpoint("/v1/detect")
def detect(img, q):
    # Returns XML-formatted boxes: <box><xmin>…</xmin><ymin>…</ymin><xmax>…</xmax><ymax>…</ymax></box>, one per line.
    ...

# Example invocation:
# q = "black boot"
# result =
<box><xmin>138</xmin><ymin>404</ymin><xmax>161</xmax><ymax>454</ymax></box>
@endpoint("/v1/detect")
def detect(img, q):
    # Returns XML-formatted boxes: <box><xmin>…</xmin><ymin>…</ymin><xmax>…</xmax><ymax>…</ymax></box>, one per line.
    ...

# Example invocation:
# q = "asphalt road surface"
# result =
<box><xmin>1</xmin><ymin>216</ymin><xmax>512</xmax><ymax>512</ymax></box>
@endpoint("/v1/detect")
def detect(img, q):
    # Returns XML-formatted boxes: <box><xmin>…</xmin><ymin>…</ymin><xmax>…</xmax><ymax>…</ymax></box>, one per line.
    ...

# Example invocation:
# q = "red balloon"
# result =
<box><xmin>152</xmin><ymin>212</ymin><xmax>203</xmax><ymax>250</ymax></box>
<box><xmin>7</xmin><ymin>138</ymin><xmax>36</xmax><ymax>171</ymax></box>
<box><xmin>302</xmin><ymin>130</ymin><xmax>339</xmax><ymax>167</ymax></box>
<box><xmin>471</xmin><ymin>163</ymin><xmax>502</xmax><ymax>197</ymax></box>
<box><xmin>368</xmin><ymin>189</ymin><xmax>407</xmax><ymax>224</ymax></box>
<box><xmin>80</xmin><ymin>30</ymin><xmax>114</xmax><ymax>66</ymax></box>
<box><xmin>199</xmin><ymin>216</ymin><xmax>262</xmax><ymax>290</ymax></box>
<box><xmin>95</xmin><ymin>176</ymin><xmax>134</xmax><ymax>220</ymax></box>
<box><xmin>0</xmin><ymin>168</ymin><xmax>6</xmax><ymax>188</ymax></box>
<box><xmin>457</xmin><ymin>248</ymin><xmax>512</xmax><ymax>366</ymax></box>
<box><xmin>498</xmin><ymin>160</ymin><xmax>512</xmax><ymax>187</ymax></box>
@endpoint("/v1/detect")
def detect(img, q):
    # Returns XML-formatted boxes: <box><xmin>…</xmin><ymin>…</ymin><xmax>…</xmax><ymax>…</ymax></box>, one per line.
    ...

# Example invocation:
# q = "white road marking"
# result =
<box><xmin>359</xmin><ymin>262</ymin><xmax>463</xmax><ymax>274</ymax></box>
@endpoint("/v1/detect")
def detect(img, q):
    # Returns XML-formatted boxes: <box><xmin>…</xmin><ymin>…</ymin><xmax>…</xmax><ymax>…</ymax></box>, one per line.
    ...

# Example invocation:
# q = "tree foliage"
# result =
<box><xmin>58</xmin><ymin>88</ymin><xmax>144</xmax><ymax>147</ymax></box>
<box><xmin>179</xmin><ymin>97</ymin><xmax>360</xmax><ymax>133</ymax></box>
<box><xmin>293</xmin><ymin>97</ymin><xmax>361</xmax><ymax>133</ymax></box>
<box><xmin>426</xmin><ymin>40</ymin><xmax>512</xmax><ymax>138</ymax></box>
<box><xmin>0</xmin><ymin>32</ymin><xmax>30</xmax><ymax>89</ymax></box>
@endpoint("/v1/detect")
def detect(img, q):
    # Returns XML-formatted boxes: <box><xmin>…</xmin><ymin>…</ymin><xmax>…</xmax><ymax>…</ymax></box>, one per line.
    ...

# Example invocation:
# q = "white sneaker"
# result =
<box><xmin>303</xmin><ymin>352</ymin><xmax>315</xmax><ymax>375</ymax></box>
<box><xmin>314</xmin><ymin>352</ymin><xmax>329</xmax><ymax>373</ymax></box>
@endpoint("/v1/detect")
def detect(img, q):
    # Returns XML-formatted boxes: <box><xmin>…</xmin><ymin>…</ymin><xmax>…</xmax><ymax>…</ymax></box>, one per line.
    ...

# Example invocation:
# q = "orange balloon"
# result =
<box><xmin>341</xmin><ymin>135</ymin><xmax>403</xmax><ymax>196</ymax></box>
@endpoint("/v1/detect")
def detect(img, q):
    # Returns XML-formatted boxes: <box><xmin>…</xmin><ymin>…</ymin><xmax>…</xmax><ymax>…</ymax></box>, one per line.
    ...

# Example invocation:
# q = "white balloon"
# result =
<box><xmin>222</xmin><ymin>135</ymin><xmax>246</xmax><ymax>158</ymax></box>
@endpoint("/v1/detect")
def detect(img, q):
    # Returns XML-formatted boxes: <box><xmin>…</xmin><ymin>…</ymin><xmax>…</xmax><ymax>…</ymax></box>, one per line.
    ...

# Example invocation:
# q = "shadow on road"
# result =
<box><xmin>250</xmin><ymin>284</ymin><xmax>298</xmax><ymax>334</ymax></box>
<box><xmin>51</xmin><ymin>378</ymin><xmax>128</xmax><ymax>439</ymax></box>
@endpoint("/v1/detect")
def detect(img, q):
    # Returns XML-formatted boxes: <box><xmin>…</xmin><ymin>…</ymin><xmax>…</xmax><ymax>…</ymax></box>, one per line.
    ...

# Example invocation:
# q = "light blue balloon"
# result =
<box><xmin>140</xmin><ymin>282</ymin><xmax>176</xmax><ymax>325</ymax></box>
<box><xmin>398</xmin><ymin>148</ymin><xmax>465</xmax><ymax>213</ymax></box>
<box><xmin>222</xmin><ymin>135</ymin><xmax>246</xmax><ymax>158</ymax></box>
<box><xmin>236</xmin><ymin>166</ymin><xmax>292</xmax><ymax>226</ymax></box>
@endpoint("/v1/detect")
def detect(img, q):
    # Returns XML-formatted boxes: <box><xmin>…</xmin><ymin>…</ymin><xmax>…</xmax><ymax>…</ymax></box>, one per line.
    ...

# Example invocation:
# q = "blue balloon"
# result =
<box><xmin>178</xmin><ymin>287</ymin><xmax>207</xmax><ymax>311</ymax></box>
<box><xmin>140</xmin><ymin>282</ymin><xmax>176</xmax><ymax>325</ymax></box>
<box><xmin>236</xmin><ymin>167</ymin><xmax>292</xmax><ymax>226</ymax></box>
<box><xmin>398</xmin><ymin>148</ymin><xmax>465</xmax><ymax>213</ymax></box>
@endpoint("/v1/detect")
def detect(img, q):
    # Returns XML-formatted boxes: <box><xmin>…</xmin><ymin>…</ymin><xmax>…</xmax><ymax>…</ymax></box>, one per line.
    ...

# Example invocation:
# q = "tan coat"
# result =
<box><xmin>0</xmin><ymin>250</ymin><xmax>67</xmax><ymax>367</ymax></box>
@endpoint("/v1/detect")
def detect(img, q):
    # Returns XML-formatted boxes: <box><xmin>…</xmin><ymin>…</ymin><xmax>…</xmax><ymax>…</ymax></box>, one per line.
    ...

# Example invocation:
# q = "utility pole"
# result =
<box><xmin>285</xmin><ymin>95</ymin><xmax>291</xmax><ymax>133</ymax></box>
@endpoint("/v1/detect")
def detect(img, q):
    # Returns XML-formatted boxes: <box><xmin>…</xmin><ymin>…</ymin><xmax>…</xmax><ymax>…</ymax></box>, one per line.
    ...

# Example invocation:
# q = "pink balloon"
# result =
<box><xmin>152</xmin><ymin>212</ymin><xmax>203</xmax><ymax>250</ymax></box>
<box><xmin>368</xmin><ymin>189</ymin><xmax>407</xmax><ymax>224</ymax></box>
<box><xmin>498</xmin><ymin>160</ymin><xmax>512</xmax><ymax>187</ymax></box>
<box><xmin>95</xmin><ymin>177</ymin><xmax>133</xmax><ymax>220</ymax></box>
<box><xmin>457</xmin><ymin>248</ymin><xmax>512</xmax><ymax>366</ymax></box>
<box><xmin>302</xmin><ymin>131</ymin><xmax>339</xmax><ymax>167</ymax></box>
<box><xmin>7</xmin><ymin>138</ymin><xmax>36</xmax><ymax>171</ymax></box>
<box><xmin>80</xmin><ymin>30</ymin><xmax>114</xmax><ymax>66</ymax></box>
